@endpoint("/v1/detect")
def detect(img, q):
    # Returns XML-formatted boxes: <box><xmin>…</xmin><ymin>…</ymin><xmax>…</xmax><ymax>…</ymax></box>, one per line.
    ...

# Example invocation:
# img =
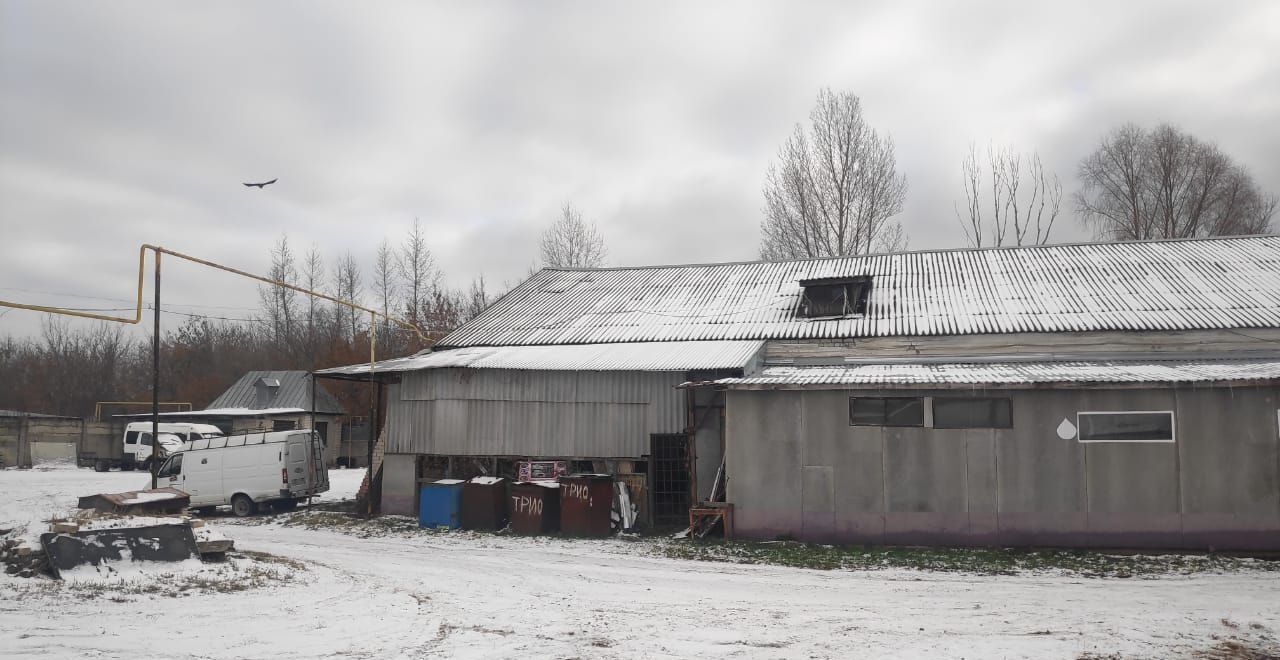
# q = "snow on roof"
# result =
<box><xmin>115</xmin><ymin>407</ymin><xmax>308</xmax><ymax>419</ymax></box>
<box><xmin>437</xmin><ymin>235</ymin><xmax>1280</xmax><ymax>347</ymax></box>
<box><xmin>702</xmin><ymin>357</ymin><xmax>1280</xmax><ymax>388</ymax></box>
<box><xmin>208</xmin><ymin>370</ymin><xmax>345</xmax><ymax>415</ymax></box>
<box><xmin>316</xmin><ymin>340</ymin><xmax>764</xmax><ymax>376</ymax></box>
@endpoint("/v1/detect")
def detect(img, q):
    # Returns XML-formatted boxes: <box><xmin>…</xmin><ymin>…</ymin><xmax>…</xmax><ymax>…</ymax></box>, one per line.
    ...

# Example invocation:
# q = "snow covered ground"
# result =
<box><xmin>1</xmin><ymin>465</ymin><xmax>1278</xmax><ymax>659</ymax></box>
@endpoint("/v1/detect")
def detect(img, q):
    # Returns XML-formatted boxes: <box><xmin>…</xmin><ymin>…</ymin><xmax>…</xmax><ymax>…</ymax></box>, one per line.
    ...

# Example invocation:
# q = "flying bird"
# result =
<box><xmin>243</xmin><ymin>178</ymin><xmax>278</xmax><ymax>189</ymax></box>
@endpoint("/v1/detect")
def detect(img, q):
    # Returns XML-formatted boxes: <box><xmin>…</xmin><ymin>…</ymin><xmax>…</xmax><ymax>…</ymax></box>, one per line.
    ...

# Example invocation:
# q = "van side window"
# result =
<box><xmin>140</xmin><ymin>433</ymin><xmax>153</xmax><ymax>446</ymax></box>
<box><xmin>157</xmin><ymin>454</ymin><xmax>182</xmax><ymax>478</ymax></box>
<box><xmin>125</xmin><ymin>431</ymin><xmax>139</xmax><ymax>445</ymax></box>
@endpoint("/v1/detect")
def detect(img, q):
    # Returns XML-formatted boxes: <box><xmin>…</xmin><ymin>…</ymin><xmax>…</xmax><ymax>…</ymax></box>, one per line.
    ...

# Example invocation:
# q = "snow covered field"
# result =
<box><xmin>1</xmin><ymin>466</ymin><xmax>1277</xmax><ymax>659</ymax></box>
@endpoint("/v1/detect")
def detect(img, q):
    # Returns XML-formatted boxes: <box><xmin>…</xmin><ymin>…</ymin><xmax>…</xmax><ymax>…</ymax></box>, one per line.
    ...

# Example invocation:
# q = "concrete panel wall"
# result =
<box><xmin>726</xmin><ymin>385</ymin><xmax>1280</xmax><ymax>550</ymax></box>
<box><xmin>0</xmin><ymin>419</ymin><xmax>19</xmax><ymax>467</ymax></box>
<box><xmin>726</xmin><ymin>390</ymin><xmax>803</xmax><ymax>539</ymax></box>
<box><xmin>382</xmin><ymin>453</ymin><xmax>417</xmax><ymax>517</ymax></box>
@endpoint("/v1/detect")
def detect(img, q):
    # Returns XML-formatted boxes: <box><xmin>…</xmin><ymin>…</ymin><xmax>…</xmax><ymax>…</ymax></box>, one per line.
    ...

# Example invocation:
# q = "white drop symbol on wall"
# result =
<box><xmin>1056</xmin><ymin>418</ymin><xmax>1077</xmax><ymax>440</ymax></box>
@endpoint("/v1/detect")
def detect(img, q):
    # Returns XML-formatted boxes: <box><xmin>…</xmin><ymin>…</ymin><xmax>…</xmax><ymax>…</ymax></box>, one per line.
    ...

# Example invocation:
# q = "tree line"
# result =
<box><xmin>0</xmin><ymin>212</ymin><xmax>604</xmax><ymax>418</ymax></box>
<box><xmin>760</xmin><ymin>88</ymin><xmax>1277</xmax><ymax>257</ymax></box>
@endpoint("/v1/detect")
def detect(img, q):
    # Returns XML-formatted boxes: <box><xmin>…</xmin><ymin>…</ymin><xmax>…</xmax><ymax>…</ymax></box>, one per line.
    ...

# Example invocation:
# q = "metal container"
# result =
<box><xmin>558</xmin><ymin>474</ymin><xmax>614</xmax><ymax>537</ymax></box>
<box><xmin>509</xmin><ymin>481</ymin><xmax>561</xmax><ymax>535</ymax></box>
<box><xmin>418</xmin><ymin>479</ymin><xmax>465</xmax><ymax>529</ymax></box>
<box><xmin>460</xmin><ymin>477</ymin><xmax>509</xmax><ymax>531</ymax></box>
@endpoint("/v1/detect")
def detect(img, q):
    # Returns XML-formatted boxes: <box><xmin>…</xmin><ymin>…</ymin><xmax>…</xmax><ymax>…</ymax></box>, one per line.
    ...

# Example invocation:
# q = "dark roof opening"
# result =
<box><xmin>798</xmin><ymin>276</ymin><xmax>871</xmax><ymax>318</ymax></box>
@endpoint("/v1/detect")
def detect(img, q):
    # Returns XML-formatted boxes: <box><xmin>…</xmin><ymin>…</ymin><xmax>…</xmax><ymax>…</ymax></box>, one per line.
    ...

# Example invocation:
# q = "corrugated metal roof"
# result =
<box><xmin>0</xmin><ymin>409</ymin><xmax>76</xmax><ymax>419</ymax></box>
<box><xmin>207</xmin><ymin>371</ymin><xmax>346</xmax><ymax>414</ymax></box>
<box><xmin>703</xmin><ymin>357</ymin><xmax>1280</xmax><ymax>387</ymax></box>
<box><xmin>439</xmin><ymin>235</ymin><xmax>1280</xmax><ymax>347</ymax></box>
<box><xmin>316</xmin><ymin>340</ymin><xmax>764</xmax><ymax>376</ymax></box>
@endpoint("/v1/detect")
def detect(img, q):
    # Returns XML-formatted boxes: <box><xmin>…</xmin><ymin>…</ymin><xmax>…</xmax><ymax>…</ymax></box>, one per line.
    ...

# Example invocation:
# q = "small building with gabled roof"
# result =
<box><xmin>321</xmin><ymin>235</ymin><xmax>1280</xmax><ymax>549</ymax></box>
<box><xmin>120</xmin><ymin>371</ymin><xmax>363</xmax><ymax>467</ymax></box>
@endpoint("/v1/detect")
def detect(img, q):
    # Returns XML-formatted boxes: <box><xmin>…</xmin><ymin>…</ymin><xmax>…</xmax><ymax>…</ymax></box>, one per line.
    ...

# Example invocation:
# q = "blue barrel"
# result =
<box><xmin>419</xmin><ymin>479</ymin><xmax>465</xmax><ymax>529</ymax></box>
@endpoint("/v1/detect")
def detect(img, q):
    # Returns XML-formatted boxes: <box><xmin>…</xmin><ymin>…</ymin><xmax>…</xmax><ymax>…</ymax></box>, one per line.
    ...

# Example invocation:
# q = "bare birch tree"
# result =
<box><xmin>539</xmin><ymin>203</ymin><xmax>607</xmax><ymax>268</ymax></box>
<box><xmin>301</xmin><ymin>243</ymin><xmax>325</xmax><ymax>353</ymax></box>
<box><xmin>372</xmin><ymin>238</ymin><xmax>396</xmax><ymax>349</ymax></box>
<box><xmin>332</xmin><ymin>251</ymin><xmax>363</xmax><ymax>343</ymax></box>
<box><xmin>397</xmin><ymin>218</ymin><xmax>439</xmax><ymax>330</ymax></box>
<box><xmin>760</xmin><ymin>88</ymin><xmax>909</xmax><ymax>260</ymax></box>
<box><xmin>257</xmin><ymin>234</ymin><xmax>298</xmax><ymax>347</ymax></box>
<box><xmin>1075</xmin><ymin>123</ymin><xmax>1277</xmax><ymax>240</ymax></box>
<box><xmin>955</xmin><ymin>143</ymin><xmax>1062</xmax><ymax>247</ymax></box>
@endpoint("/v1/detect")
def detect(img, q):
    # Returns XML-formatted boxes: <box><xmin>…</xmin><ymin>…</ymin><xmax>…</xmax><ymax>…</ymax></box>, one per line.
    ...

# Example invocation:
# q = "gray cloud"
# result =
<box><xmin>2</xmin><ymin>1</ymin><xmax>1277</xmax><ymax>337</ymax></box>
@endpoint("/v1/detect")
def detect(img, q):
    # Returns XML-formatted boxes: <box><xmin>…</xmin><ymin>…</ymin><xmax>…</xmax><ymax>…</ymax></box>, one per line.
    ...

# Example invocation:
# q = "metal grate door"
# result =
<box><xmin>650</xmin><ymin>434</ymin><xmax>691</xmax><ymax>526</ymax></box>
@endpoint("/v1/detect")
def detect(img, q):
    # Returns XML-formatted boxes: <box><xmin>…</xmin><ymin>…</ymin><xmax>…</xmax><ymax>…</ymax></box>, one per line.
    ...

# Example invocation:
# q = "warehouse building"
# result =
<box><xmin>321</xmin><ymin>235</ymin><xmax>1280</xmax><ymax>549</ymax></box>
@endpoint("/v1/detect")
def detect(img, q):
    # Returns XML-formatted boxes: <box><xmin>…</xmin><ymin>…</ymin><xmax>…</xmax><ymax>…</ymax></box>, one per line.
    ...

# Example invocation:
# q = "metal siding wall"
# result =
<box><xmin>383</xmin><ymin>368</ymin><xmax>685</xmax><ymax>457</ymax></box>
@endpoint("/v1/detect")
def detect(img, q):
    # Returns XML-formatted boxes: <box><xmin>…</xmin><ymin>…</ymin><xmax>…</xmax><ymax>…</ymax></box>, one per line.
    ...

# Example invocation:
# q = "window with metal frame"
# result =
<box><xmin>932</xmin><ymin>397</ymin><xmax>1013</xmax><ymax>429</ymax></box>
<box><xmin>1077</xmin><ymin>411</ymin><xmax>1175</xmax><ymax>443</ymax></box>
<box><xmin>799</xmin><ymin>277</ymin><xmax>872</xmax><ymax>318</ymax></box>
<box><xmin>849</xmin><ymin>397</ymin><xmax>924</xmax><ymax>427</ymax></box>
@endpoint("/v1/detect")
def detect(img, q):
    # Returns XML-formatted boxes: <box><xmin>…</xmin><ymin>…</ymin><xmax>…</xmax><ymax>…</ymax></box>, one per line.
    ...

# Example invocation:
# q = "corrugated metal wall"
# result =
<box><xmin>386</xmin><ymin>369</ymin><xmax>686</xmax><ymax>457</ymax></box>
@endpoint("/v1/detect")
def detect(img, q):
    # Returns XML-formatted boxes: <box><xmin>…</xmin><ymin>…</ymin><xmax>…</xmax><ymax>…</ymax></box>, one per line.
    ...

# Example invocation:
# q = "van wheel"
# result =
<box><xmin>93</xmin><ymin>460</ymin><xmax>110</xmax><ymax>472</ymax></box>
<box><xmin>231</xmin><ymin>495</ymin><xmax>256</xmax><ymax>517</ymax></box>
<box><xmin>138</xmin><ymin>458</ymin><xmax>151</xmax><ymax>471</ymax></box>
<box><xmin>121</xmin><ymin>461</ymin><xmax>135</xmax><ymax>472</ymax></box>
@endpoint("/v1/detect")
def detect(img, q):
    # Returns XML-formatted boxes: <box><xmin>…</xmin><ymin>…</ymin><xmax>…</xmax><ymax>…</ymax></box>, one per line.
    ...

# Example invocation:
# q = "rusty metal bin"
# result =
<box><xmin>460</xmin><ymin>477</ymin><xmax>509</xmax><ymax>531</ymax></box>
<box><xmin>510</xmin><ymin>481</ymin><xmax>560</xmax><ymax>535</ymax></box>
<box><xmin>558</xmin><ymin>474</ymin><xmax>614</xmax><ymax>537</ymax></box>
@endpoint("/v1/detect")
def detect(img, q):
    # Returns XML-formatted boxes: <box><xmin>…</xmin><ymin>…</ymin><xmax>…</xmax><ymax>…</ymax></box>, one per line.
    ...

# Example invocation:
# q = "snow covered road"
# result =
<box><xmin>2</xmin><ymin>466</ymin><xmax>1277</xmax><ymax>658</ymax></box>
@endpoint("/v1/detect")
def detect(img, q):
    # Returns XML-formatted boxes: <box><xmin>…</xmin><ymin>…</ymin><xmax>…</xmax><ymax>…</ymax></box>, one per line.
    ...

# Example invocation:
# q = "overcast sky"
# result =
<box><xmin>2</xmin><ymin>1</ymin><xmax>1278</xmax><ymax>338</ymax></box>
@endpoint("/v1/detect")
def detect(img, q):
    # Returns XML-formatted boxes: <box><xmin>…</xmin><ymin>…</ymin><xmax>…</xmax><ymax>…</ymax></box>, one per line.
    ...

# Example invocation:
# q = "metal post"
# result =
<box><xmin>366</xmin><ymin>310</ymin><xmax>376</xmax><ymax>515</ymax></box>
<box><xmin>310</xmin><ymin>369</ymin><xmax>316</xmax><ymax>440</ymax></box>
<box><xmin>151</xmin><ymin>250</ymin><xmax>161</xmax><ymax>490</ymax></box>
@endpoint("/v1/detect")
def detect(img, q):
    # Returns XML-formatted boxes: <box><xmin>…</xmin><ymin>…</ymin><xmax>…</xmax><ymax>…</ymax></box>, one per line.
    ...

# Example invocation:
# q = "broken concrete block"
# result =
<box><xmin>189</xmin><ymin>519</ymin><xmax>205</xmax><ymax>528</ymax></box>
<box><xmin>51</xmin><ymin>522</ymin><xmax>79</xmax><ymax>534</ymax></box>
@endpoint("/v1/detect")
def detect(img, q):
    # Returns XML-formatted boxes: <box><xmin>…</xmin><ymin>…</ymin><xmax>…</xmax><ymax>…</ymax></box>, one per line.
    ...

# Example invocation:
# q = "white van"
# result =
<box><xmin>154</xmin><ymin>430</ymin><xmax>329</xmax><ymax>516</ymax></box>
<box><xmin>117</xmin><ymin>422</ymin><xmax>225</xmax><ymax>471</ymax></box>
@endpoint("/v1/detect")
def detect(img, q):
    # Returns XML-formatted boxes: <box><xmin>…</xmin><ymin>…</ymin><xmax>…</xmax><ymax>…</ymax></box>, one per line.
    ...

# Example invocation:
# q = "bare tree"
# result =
<box><xmin>1075</xmin><ymin>123</ymin><xmax>1277</xmax><ymax>240</ymax></box>
<box><xmin>397</xmin><ymin>218</ymin><xmax>439</xmax><ymax>329</ymax></box>
<box><xmin>760</xmin><ymin>88</ymin><xmax>909</xmax><ymax>260</ymax></box>
<box><xmin>372</xmin><ymin>238</ymin><xmax>396</xmax><ymax>349</ymax></box>
<box><xmin>332</xmin><ymin>251</ymin><xmax>363</xmax><ymax>342</ymax></box>
<box><xmin>539</xmin><ymin>203</ymin><xmax>607</xmax><ymax>268</ymax></box>
<box><xmin>956</xmin><ymin>143</ymin><xmax>1062</xmax><ymax>247</ymax></box>
<box><xmin>301</xmin><ymin>243</ymin><xmax>325</xmax><ymax>354</ymax></box>
<box><xmin>257</xmin><ymin>234</ymin><xmax>299</xmax><ymax>347</ymax></box>
<box><xmin>463</xmin><ymin>275</ymin><xmax>491</xmax><ymax>322</ymax></box>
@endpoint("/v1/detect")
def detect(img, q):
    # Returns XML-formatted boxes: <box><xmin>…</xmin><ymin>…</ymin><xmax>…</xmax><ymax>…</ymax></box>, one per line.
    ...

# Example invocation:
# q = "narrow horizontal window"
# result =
<box><xmin>849</xmin><ymin>397</ymin><xmax>923</xmax><ymax>427</ymax></box>
<box><xmin>1077</xmin><ymin>411</ymin><xmax>1174</xmax><ymax>443</ymax></box>
<box><xmin>933</xmin><ymin>397</ymin><xmax>1013</xmax><ymax>429</ymax></box>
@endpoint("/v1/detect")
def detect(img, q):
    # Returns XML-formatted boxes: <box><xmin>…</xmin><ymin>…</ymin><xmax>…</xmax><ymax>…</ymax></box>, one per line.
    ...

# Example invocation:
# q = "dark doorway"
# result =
<box><xmin>650</xmin><ymin>433</ymin><xmax>691</xmax><ymax>527</ymax></box>
<box><xmin>314</xmin><ymin>421</ymin><xmax>329</xmax><ymax>447</ymax></box>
